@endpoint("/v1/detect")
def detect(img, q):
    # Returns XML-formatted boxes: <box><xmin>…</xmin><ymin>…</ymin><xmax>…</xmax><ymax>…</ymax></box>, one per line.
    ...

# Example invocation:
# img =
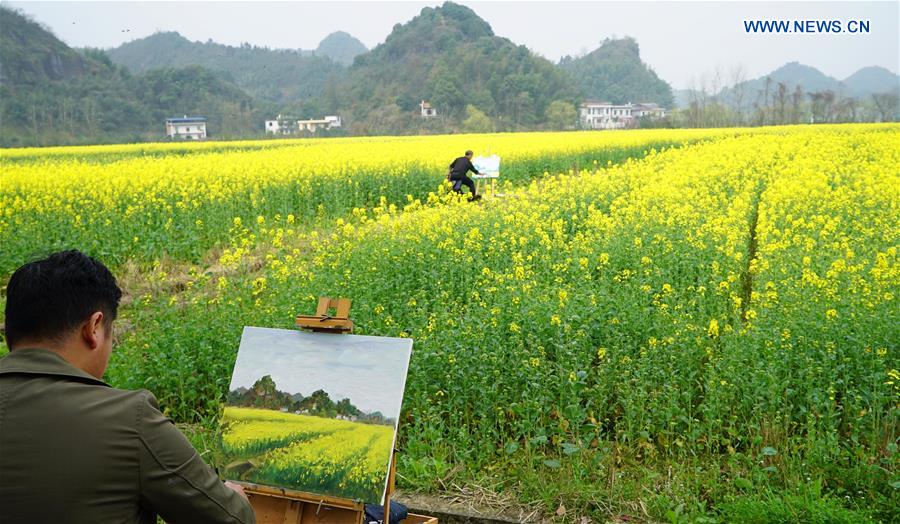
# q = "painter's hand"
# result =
<box><xmin>225</xmin><ymin>481</ymin><xmax>249</xmax><ymax>501</ymax></box>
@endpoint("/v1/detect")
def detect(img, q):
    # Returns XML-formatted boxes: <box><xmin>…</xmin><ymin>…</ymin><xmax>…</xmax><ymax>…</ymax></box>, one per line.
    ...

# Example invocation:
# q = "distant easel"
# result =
<box><xmin>234</xmin><ymin>297</ymin><xmax>435</xmax><ymax>524</ymax></box>
<box><xmin>472</xmin><ymin>153</ymin><xmax>501</xmax><ymax>197</ymax></box>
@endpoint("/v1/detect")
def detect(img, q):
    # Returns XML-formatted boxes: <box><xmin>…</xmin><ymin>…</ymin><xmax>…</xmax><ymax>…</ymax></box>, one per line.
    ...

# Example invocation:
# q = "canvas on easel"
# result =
<box><xmin>471</xmin><ymin>154</ymin><xmax>501</xmax><ymax>196</ymax></box>
<box><xmin>220</xmin><ymin>326</ymin><xmax>412</xmax><ymax>505</ymax></box>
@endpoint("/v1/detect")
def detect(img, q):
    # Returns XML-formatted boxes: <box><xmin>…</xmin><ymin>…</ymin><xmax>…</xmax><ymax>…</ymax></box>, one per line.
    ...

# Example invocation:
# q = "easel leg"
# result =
<box><xmin>384</xmin><ymin>453</ymin><xmax>397</xmax><ymax>524</ymax></box>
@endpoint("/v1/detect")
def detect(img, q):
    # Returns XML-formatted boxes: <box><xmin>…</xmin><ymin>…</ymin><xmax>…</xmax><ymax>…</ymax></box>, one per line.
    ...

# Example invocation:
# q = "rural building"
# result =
<box><xmin>266</xmin><ymin>115</ymin><xmax>342</xmax><ymax>134</ymax></box>
<box><xmin>165</xmin><ymin>116</ymin><xmax>207</xmax><ymax>139</ymax></box>
<box><xmin>579</xmin><ymin>101</ymin><xmax>667</xmax><ymax>129</ymax></box>
<box><xmin>296</xmin><ymin>115</ymin><xmax>342</xmax><ymax>133</ymax></box>
<box><xmin>420</xmin><ymin>100</ymin><xmax>437</xmax><ymax>118</ymax></box>
<box><xmin>265</xmin><ymin>115</ymin><xmax>298</xmax><ymax>135</ymax></box>
<box><xmin>631</xmin><ymin>102</ymin><xmax>666</xmax><ymax>119</ymax></box>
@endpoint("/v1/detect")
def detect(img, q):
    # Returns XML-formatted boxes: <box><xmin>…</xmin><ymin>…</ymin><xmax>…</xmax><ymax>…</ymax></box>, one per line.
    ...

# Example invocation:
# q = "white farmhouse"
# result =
<box><xmin>265</xmin><ymin>114</ymin><xmax>298</xmax><ymax>135</ymax></box>
<box><xmin>297</xmin><ymin>115</ymin><xmax>342</xmax><ymax>132</ymax></box>
<box><xmin>165</xmin><ymin>116</ymin><xmax>207</xmax><ymax>139</ymax></box>
<box><xmin>631</xmin><ymin>103</ymin><xmax>666</xmax><ymax>119</ymax></box>
<box><xmin>420</xmin><ymin>100</ymin><xmax>437</xmax><ymax>118</ymax></box>
<box><xmin>579</xmin><ymin>101</ymin><xmax>633</xmax><ymax>129</ymax></box>
<box><xmin>266</xmin><ymin>115</ymin><xmax>341</xmax><ymax>134</ymax></box>
<box><xmin>579</xmin><ymin>101</ymin><xmax>667</xmax><ymax>130</ymax></box>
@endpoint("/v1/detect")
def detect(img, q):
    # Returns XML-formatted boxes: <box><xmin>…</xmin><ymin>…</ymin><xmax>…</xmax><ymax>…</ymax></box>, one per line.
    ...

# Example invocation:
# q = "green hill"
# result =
<box><xmin>332</xmin><ymin>1</ymin><xmax>577</xmax><ymax>133</ymax></box>
<box><xmin>315</xmin><ymin>31</ymin><xmax>368</xmax><ymax>66</ymax></box>
<box><xmin>0</xmin><ymin>6</ymin><xmax>260</xmax><ymax>147</ymax></box>
<box><xmin>0</xmin><ymin>7</ymin><xmax>99</xmax><ymax>85</ymax></box>
<box><xmin>843</xmin><ymin>66</ymin><xmax>900</xmax><ymax>98</ymax></box>
<box><xmin>559</xmin><ymin>37</ymin><xmax>673</xmax><ymax>107</ymax></box>
<box><xmin>106</xmin><ymin>31</ymin><xmax>348</xmax><ymax>104</ymax></box>
<box><xmin>726</xmin><ymin>62</ymin><xmax>842</xmax><ymax>107</ymax></box>
<box><xmin>714</xmin><ymin>62</ymin><xmax>898</xmax><ymax>113</ymax></box>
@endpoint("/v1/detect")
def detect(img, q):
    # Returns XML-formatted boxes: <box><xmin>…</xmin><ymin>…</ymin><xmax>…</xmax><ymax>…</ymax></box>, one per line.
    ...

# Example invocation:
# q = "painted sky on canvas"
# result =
<box><xmin>229</xmin><ymin>326</ymin><xmax>412</xmax><ymax>417</ymax></box>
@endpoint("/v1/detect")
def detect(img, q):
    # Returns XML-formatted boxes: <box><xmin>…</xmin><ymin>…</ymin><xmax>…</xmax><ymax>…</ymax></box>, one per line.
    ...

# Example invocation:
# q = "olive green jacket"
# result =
<box><xmin>0</xmin><ymin>348</ymin><xmax>255</xmax><ymax>523</ymax></box>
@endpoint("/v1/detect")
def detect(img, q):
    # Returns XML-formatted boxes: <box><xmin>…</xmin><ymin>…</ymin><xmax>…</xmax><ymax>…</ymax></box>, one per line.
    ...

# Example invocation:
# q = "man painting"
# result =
<box><xmin>0</xmin><ymin>250</ymin><xmax>255</xmax><ymax>523</ymax></box>
<box><xmin>448</xmin><ymin>150</ymin><xmax>482</xmax><ymax>201</ymax></box>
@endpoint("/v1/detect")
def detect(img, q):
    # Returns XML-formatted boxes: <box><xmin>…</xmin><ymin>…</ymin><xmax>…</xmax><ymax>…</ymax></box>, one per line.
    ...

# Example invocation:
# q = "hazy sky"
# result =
<box><xmin>6</xmin><ymin>1</ymin><xmax>899</xmax><ymax>89</ymax></box>
<box><xmin>229</xmin><ymin>327</ymin><xmax>412</xmax><ymax>417</ymax></box>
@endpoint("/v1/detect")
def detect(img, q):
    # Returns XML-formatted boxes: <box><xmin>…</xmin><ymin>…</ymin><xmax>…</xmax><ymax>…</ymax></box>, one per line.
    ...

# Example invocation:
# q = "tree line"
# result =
<box><xmin>228</xmin><ymin>375</ymin><xmax>394</xmax><ymax>426</ymax></box>
<box><xmin>672</xmin><ymin>66</ymin><xmax>898</xmax><ymax>128</ymax></box>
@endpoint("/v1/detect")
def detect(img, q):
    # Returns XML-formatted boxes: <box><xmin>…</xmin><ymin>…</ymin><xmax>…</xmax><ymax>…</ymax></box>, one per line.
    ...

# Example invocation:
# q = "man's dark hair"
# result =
<box><xmin>465</xmin><ymin>150</ymin><xmax>473</xmax><ymax>156</ymax></box>
<box><xmin>4</xmin><ymin>250</ymin><xmax>122</xmax><ymax>348</ymax></box>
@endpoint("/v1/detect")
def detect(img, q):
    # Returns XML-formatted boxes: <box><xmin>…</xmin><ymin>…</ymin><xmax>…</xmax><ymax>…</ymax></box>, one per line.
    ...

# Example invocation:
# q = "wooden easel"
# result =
<box><xmin>236</xmin><ymin>298</ymin><xmax>434</xmax><ymax>524</ymax></box>
<box><xmin>472</xmin><ymin>172</ymin><xmax>499</xmax><ymax>197</ymax></box>
<box><xmin>295</xmin><ymin>297</ymin><xmax>355</xmax><ymax>333</ymax></box>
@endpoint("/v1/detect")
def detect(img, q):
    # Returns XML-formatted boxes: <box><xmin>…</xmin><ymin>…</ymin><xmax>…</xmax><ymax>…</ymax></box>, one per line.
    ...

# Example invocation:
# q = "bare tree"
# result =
<box><xmin>822</xmin><ymin>90</ymin><xmax>836</xmax><ymax>122</ymax></box>
<box><xmin>686</xmin><ymin>75</ymin><xmax>708</xmax><ymax>128</ymax></box>
<box><xmin>753</xmin><ymin>76</ymin><xmax>774</xmax><ymax>126</ymax></box>
<box><xmin>871</xmin><ymin>92</ymin><xmax>899</xmax><ymax>122</ymax></box>
<box><xmin>762</xmin><ymin>76</ymin><xmax>772</xmax><ymax>125</ymax></box>
<box><xmin>837</xmin><ymin>97</ymin><xmax>858</xmax><ymax>123</ymax></box>
<box><xmin>729</xmin><ymin>64</ymin><xmax>748</xmax><ymax>125</ymax></box>
<box><xmin>809</xmin><ymin>90</ymin><xmax>836</xmax><ymax>123</ymax></box>
<box><xmin>809</xmin><ymin>92</ymin><xmax>824</xmax><ymax>123</ymax></box>
<box><xmin>790</xmin><ymin>85</ymin><xmax>805</xmax><ymax>124</ymax></box>
<box><xmin>709</xmin><ymin>65</ymin><xmax>725</xmax><ymax>127</ymax></box>
<box><xmin>774</xmin><ymin>82</ymin><xmax>788</xmax><ymax>125</ymax></box>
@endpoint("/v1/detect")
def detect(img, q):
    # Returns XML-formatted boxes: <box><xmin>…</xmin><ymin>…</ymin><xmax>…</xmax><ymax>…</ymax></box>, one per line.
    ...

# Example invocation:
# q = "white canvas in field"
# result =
<box><xmin>473</xmin><ymin>154</ymin><xmax>501</xmax><ymax>177</ymax></box>
<box><xmin>220</xmin><ymin>326</ymin><xmax>412</xmax><ymax>503</ymax></box>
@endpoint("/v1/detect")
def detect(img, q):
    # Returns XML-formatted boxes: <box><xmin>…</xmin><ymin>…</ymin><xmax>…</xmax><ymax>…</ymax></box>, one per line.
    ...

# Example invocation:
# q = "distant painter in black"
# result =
<box><xmin>448</xmin><ymin>150</ymin><xmax>481</xmax><ymax>201</ymax></box>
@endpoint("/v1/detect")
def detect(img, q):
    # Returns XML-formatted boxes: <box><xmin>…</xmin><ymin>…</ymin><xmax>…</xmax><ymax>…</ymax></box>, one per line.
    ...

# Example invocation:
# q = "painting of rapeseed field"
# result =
<box><xmin>220</xmin><ymin>327</ymin><xmax>412</xmax><ymax>503</ymax></box>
